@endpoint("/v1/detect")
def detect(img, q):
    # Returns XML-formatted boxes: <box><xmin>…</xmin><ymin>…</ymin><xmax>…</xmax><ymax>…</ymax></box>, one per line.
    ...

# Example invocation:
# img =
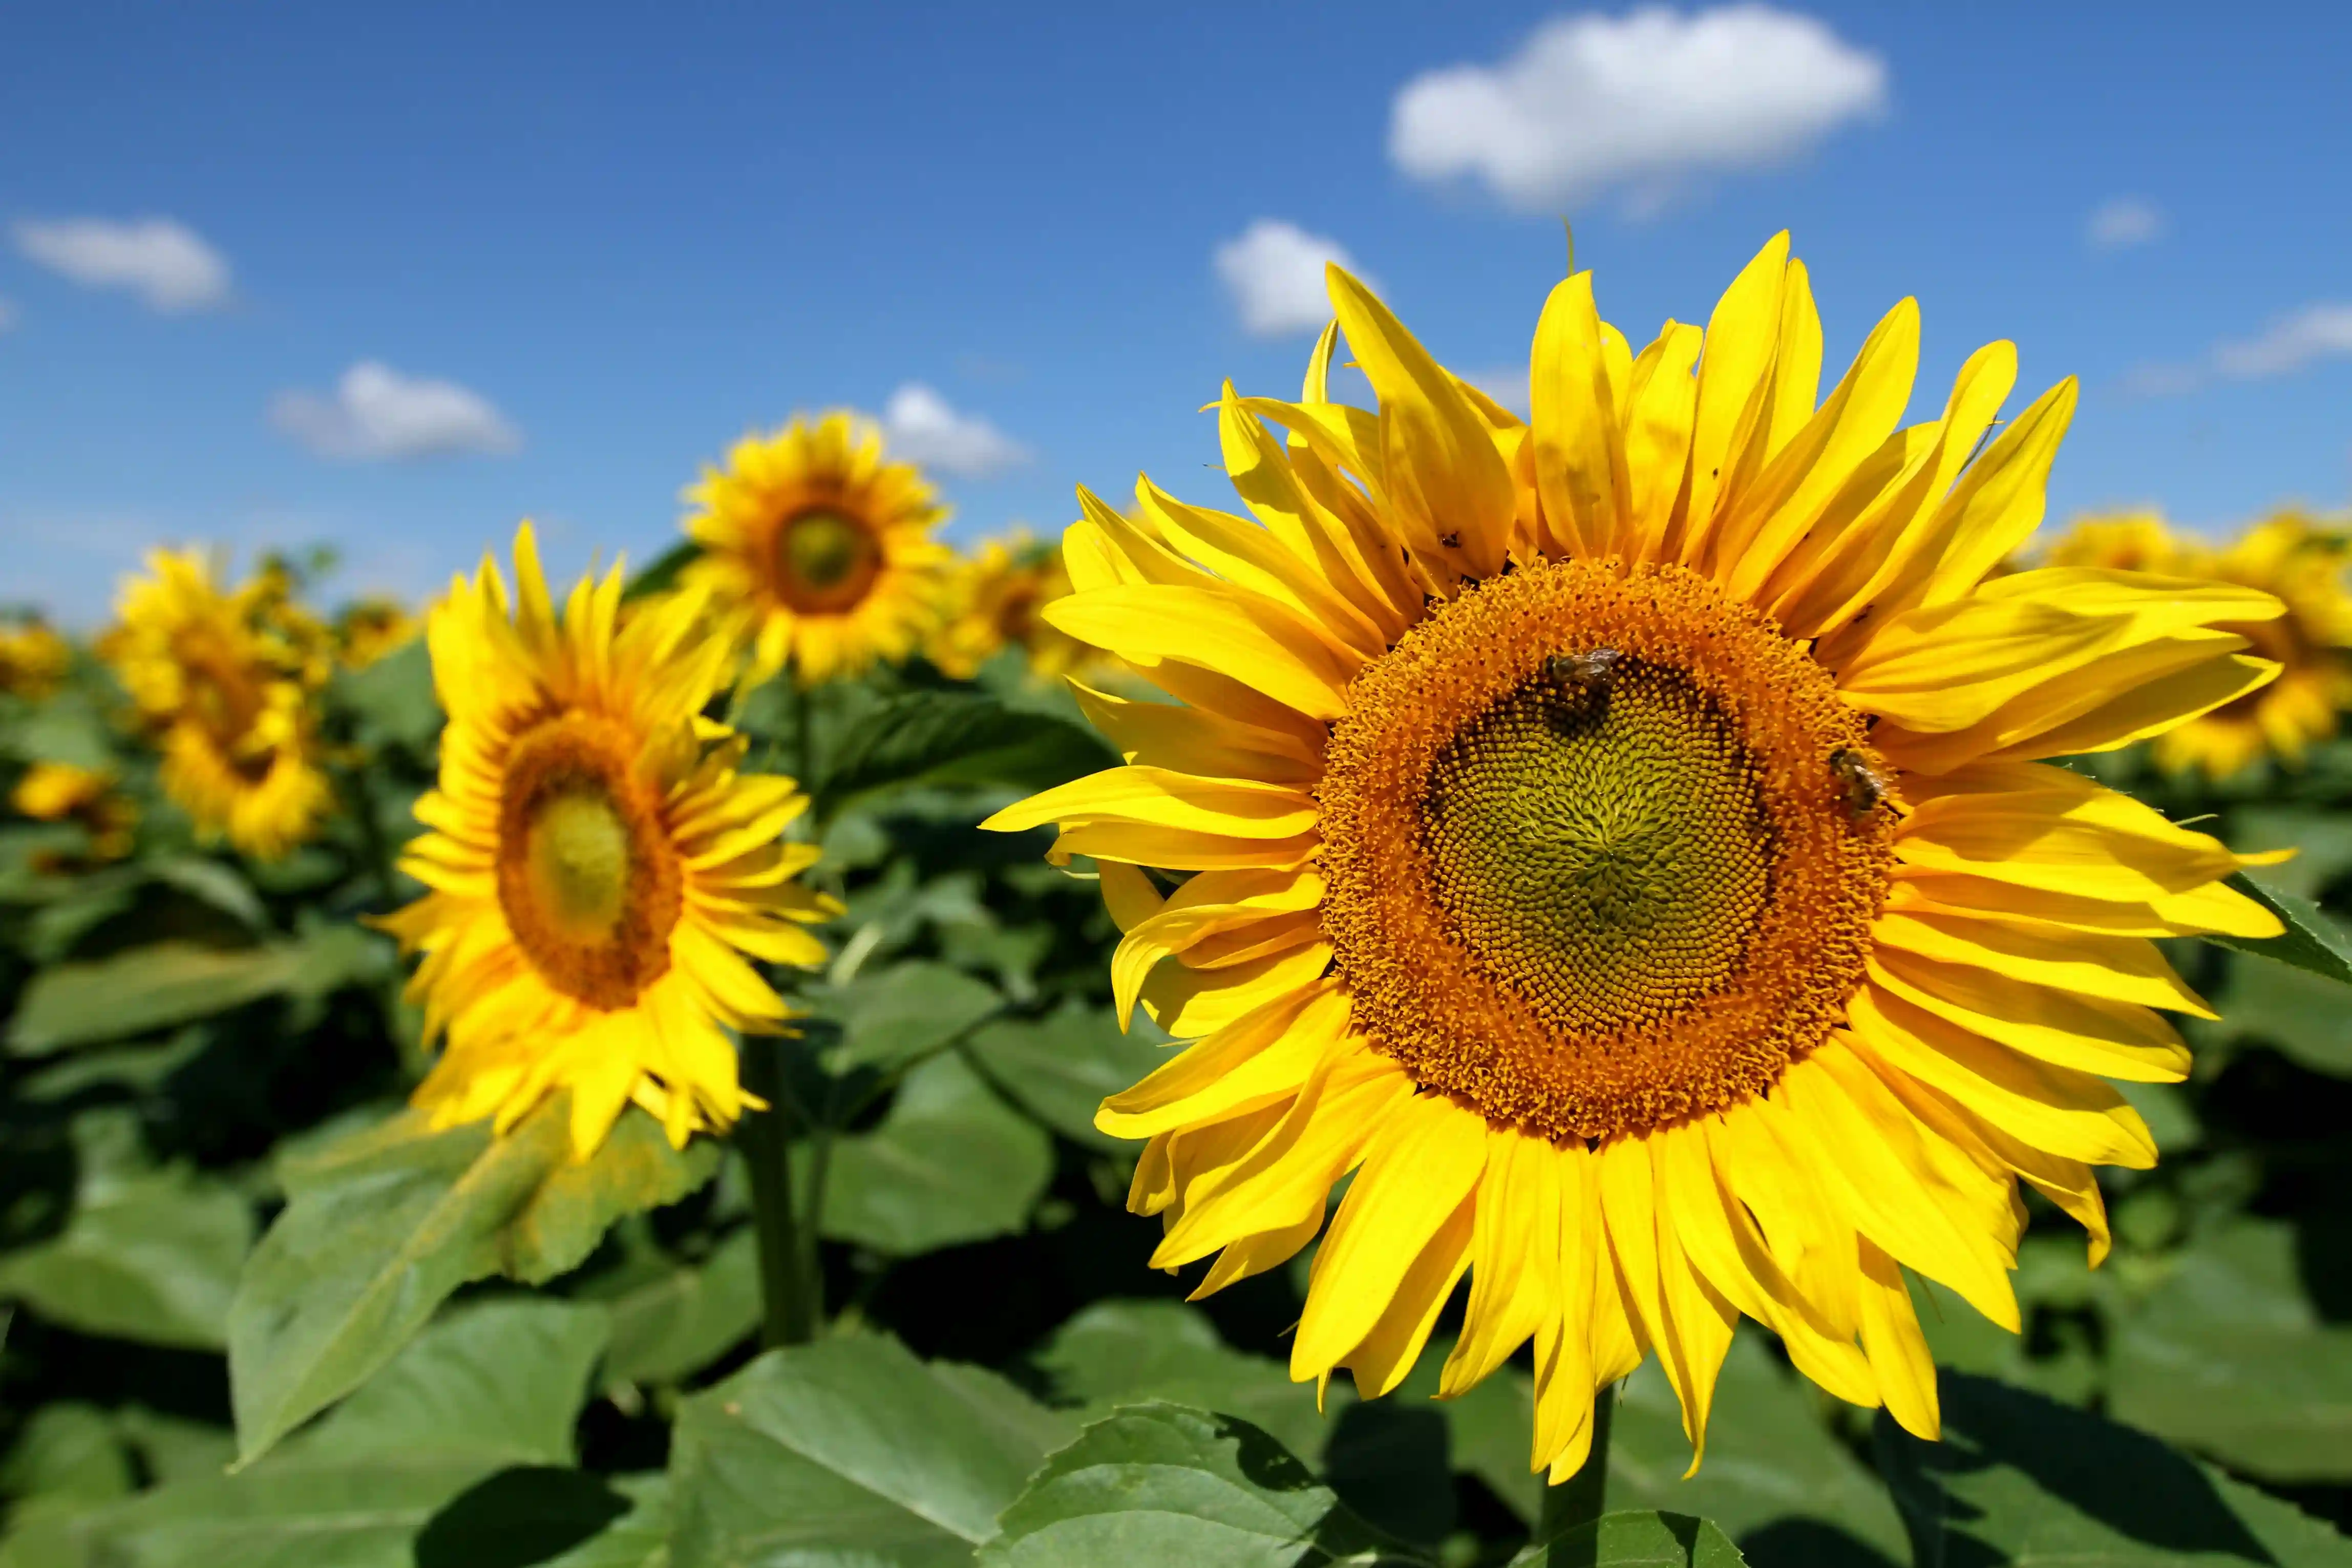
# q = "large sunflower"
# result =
<box><xmin>377</xmin><ymin>525</ymin><xmax>839</xmax><ymax>1157</ymax></box>
<box><xmin>102</xmin><ymin>548</ymin><xmax>334</xmax><ymax>860</ymax></box>
<box><xmin>2048</xmin><ymin>510</ymin><xmax>2352</xmax><ymax>779</ymax></box>
<box><xmin>986</xmin><ymin>235</ymin><xmax>2286</xmax><ymax>1477</ymax></box>
<box><xmin>929</xmin><ymin>532</ymin><xmax>1101</xmax><ymax>682</ymax></box>
<box><xmin>679</xmin><ymin>412</ymin><xmax>953</xmax><ymax>685</ymax></box>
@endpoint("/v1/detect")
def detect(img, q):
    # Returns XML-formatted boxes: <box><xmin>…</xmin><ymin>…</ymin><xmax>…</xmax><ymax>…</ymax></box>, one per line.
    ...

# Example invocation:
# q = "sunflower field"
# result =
<box><xmin>4</xmin><ymin>240</ymin><xmax>2351</xmax><ymax>1568</ymax></box>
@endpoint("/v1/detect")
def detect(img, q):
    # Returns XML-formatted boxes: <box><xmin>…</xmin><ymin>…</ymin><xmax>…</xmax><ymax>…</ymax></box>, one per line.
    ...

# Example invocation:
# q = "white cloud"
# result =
<box><xmin>2214</xmin><ymin>304</ymin><xmax>2352</xmax><ymax>380</ymax></box>
<box><xmin>881</xmin><ymin>384</ymin><xmax>1030</xmax><ymax>478</ymax></box>
<box><xmin>1213</xmin><ymin>219</ymin><xmax>1370</xmax><ymax>337</ymax></box>
<box><xmin>271</xmin><ymin>362</ymin><xmax>522</xmax><ymax>461</ymax></box>
<box><xmin>2086</xmin><ymin>197</ymin><xmax>2164</xmax><ymax>249</ymax></box>
<box><xmin>1463</xmin><ymin>366</ymin><xmax>1532</xmax><ymax>414</ymax></box>
<box><xmin>12</xmin><ymin>217</ymin><xmax>232</xmax><ymax>312</ymax></box>
<box><xmin>1389</xmin><ymin>5</ymin><xmax>1888</xmax><ymax>214</ymax></box>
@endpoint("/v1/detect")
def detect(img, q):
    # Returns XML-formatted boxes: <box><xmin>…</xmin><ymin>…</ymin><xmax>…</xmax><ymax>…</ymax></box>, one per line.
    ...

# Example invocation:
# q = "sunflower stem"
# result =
<box><xmin>1539</xmin><ymin>1383</ymin><xmax>1615</xmax><ymax>1559</ymax></box>
<box><xmin>739</xmin><ymin>1035</ymin><xmax>820</xmax><ymax>1347</ymax></box>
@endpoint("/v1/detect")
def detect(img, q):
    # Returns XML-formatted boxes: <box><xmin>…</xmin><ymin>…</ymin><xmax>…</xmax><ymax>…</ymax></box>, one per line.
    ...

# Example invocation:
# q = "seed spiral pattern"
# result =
<box><xmin>1318</xmin><ymin>559</ymin><xmax>1894</xmax><ymax>1143</ymax></box>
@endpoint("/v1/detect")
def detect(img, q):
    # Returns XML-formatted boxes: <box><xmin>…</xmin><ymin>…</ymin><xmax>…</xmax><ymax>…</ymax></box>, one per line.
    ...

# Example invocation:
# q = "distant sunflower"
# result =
<box><xmin>334</xmin><ymin>597</ymin><xmax>421</xmax><ymax>670</ymax></box>
<box><xmin>377</xmin><ymin>524</ymin><xmax>840</xmax><ymax>1156</ymax></box>
<box><xmin>0</xmin><ymin>619</ymin><xmax>73</xmax><ymax>702</ymax></box>
<box><xmin>987</xmin><ymin>235</ymin><xmax>2285</xmax><ymax>1477</ymax></box>
<box><xmin>103</xmin><ymin>549</ymin><xmax>334</xmax><ymax>860</ymax></box>
<box><xmin>679</xmin><ymin>413</ymin><xmax>952</xmax><ymax>685</ymax></box>
<box><xmin>2049</xmin><ymin>510</ymin><xmax>2352</xmax><ymax>779</ymax></box>
<box><xmin>11</xmin><ymin>761</ymin><xmax>137</xmax><ymax>866</ymax></box>
<box><xmin>928</xmin><ymin>532</ymin><xmax>1100</xmax><ymax>682</ymax></box>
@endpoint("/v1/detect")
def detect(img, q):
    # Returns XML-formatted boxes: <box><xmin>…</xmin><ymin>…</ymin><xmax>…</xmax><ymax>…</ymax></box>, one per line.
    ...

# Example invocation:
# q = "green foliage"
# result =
<box><xmin>808</xmin><ymin>690</ymin><xmax>1115</xmax><ymax>820</ymax></box>
<box><xmin>9</xmin><ymin>928</ymin><xmax>390</xmax><ymax>1055</ymax></box>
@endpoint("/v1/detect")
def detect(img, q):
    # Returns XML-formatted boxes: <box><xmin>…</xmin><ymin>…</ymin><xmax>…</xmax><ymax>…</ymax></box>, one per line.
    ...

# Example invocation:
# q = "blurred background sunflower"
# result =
<box><xmin>927</xmin><ymin>531</ymin><xmax>1103</xmax><ymax>683</ymax></box>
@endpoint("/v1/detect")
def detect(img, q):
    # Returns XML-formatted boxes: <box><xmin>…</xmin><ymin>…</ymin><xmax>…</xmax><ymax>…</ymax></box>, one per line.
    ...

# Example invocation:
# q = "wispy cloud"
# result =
<box><xmin>881</xmin><ymin>384</ymin><xmax>1030</xmax><ymax>478</ymax></box>
<box><xmin>2126</xmin><ymin>302</ymin><xmax>2352</xmax><ymax>396</ymax></box>
<box><xmin>1389</xmin><ymin>5</ymin><xmax>1888</xmax><ymax>214</ymax></box>
<box><xmin>271</xmin><ymin>362</ymin><xmax>522</xmax><ymax>460</ymax></box>
<box><xmin>1463</xmin><ymin>366</ymin><xmax>1531</xmax><ymax>415</ymax></box>
<box><xmin>1213</xmin><ymin>219</ymin><xmax>1370</xmax><ymax>338</ymax></box>
<box><xmin>12</xmin><ymin>217</ymin><xmax>232</xmax><ymax>312</ymax></box>
<box><xmin>0</xmin><ymin>296</ymin><xmax>15</xmax><ymax>334</ymax></box>
<box><xmin>2086</xmin><ymin>197</ymin><xmax>2164</xmax><ymax>249</ymax></box>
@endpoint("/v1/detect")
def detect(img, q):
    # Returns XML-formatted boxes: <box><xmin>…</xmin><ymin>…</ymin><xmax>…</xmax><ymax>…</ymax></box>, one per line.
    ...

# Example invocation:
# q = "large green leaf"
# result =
<box><xmin>331</xmin><ymin>638</ymin><xmax>441</xmax><ymax>754</ymax></box>
<box><xmin>819</xmin><ymin>1052</ymin><xmax>1052</xmax><ymax>1255</ymax></box>
<box><xmin>602</xmin><ymin>1226</ymin><xmax>760</xmax><ymax>1386</ymax></box>
<box><xmin>7</xmin><ymin>927</ymin><xmax>391</xmax><ymax>1055</ymax></box>
<box><xmin>2108</xmin><ymin>1220</ymin><xmax>2352</xmax><ymax>1482</ymax></box>
<box><xmin>813</xmin><ymin>959</ymin><xmax>1004</xmax><ymax>1076</ymax></box>
<box><xmin>1507</xmin><ymin>1512</ymin><xmax>1750</xmax><ymax>1568</ymax></box>
<box><xmin>0</xmin><ymin>1165</ymin><xmax>251</xmax><ymax>1350</ymax></box>
<box><xmin>667</xmin><ymin>1334</ymin><xmax>1078</xmax><ymax>1568</ymax></box>
<box><xmin>1030</xmin><ymin>1300</ymin><xmax>1336</xmax><ymax>1464</ymax></box>
<box><xmin>0</xmin><ymin>1404</ymin><xmax>136</xmax><ymax>1529</ymax></box>
<box><xmin>415</xmin><ymin>1470</ymin><xmax>667</xmax><ymax>1568</ymax></box>
<box><xmin>228</xmin><ymin>1100</ymin><xmax>716</xmax><ymax>1465</ymax></box>
<box><xmin>813</xmin><ymin>690</ymin><xmax>1113</xmax><ymax>816</ymax></box>
<box><xmin>621</xmin><ymin>539</ymin><xmax>700</xmax><ymax>602</ymax></box>
<box><xmin>978</xmin><ymin>1402</ymin><xmax>1423</xmax><ymax>1567</ymax></box>
<box><xmin>2201</xmin><ymin>943</ymin><xmax>2352</xmax><ymax>1075</ymax></box>
<box><xmin>1874</xmin><ymin>1370</ymin><xmax>2352</xmax><ymax>1566</ymax></box>
<box><xmin>2200</xmin><ymin>871</ymin><xmax>2352</xmax><ymax>991</ymax></box>
<box><xmin>1608</xmin><ymin>1330</ymin><xmax>1908</xmax><ymax>1565</ymax></box>
<box><xmin>966</xmin><ymin>1000</ymin><xmax>1169</xmax><ymax>1151</ymax></box>
<box><xmin>0</xmin><ymin>1299</ymin><xmax>610</xmax><ymax>1568</ymax></box>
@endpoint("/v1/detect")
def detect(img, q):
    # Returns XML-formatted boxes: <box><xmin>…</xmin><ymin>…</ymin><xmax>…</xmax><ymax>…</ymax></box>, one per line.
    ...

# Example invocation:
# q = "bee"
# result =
<box><xmin>1828</xmin><ymin>747</ymin><xmax>1892</xmax><ymax>819</ymax></box>
<box><xmin>1545</xmin><ymin>647</ymin><xmax>1623</xmax><ymax>691</ymax></box>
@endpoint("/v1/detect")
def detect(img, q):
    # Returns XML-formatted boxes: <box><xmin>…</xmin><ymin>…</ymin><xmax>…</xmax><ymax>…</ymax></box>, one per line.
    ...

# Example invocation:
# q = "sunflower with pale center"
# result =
<box><xmin>377</xmin><ymin>525</ymin><xmax>840</xmax><ymax>1156</ymax></box>
<box><xmin>986</xmin><ymin>235</ymin><xmax>2288</xmax><ymax>1477</ymax></box>
<box><xmin>929</xmin><ymin>532</ymin><xmax>1100</xmax><ymax>682</ymax></box>
<box><xmin>2049</xmin><ymin>510</ymin><xmax>2352</xmax><ymax>780</ymax></box>
<box><xmin>102</xmin><ymin>548</ymin><xmax>334</xmax><ymax>861</ymax></box>
<box><xmin>679</xmin><ymin>412</ymin><xmax>953</xmax><ymax>686</ymax></box>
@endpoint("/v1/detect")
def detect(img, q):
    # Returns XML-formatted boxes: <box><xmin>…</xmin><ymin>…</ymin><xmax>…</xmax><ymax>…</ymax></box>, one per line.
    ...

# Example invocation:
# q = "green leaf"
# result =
<box><xmin>979</xmin><ymin>1402</ymin><xmax>1424</xmax><ymax>1568</ymax></box>
<box><xmin>819</xmin><ymin>1052</ymin><xmax>1052</xmax><ymax>1255</ymax></box>
<box><xmin>0</xmin><ymin>1404</ymin><xmax>137</xmax><ymax>1527</ymax></box>
<box><xmin>0</xmin><ymin>1299</ymin><xmax>611</xmax><ymax>1568</ymax></box>
<box><xmin>602</xmin><ymin>1226</ymin><xmax>760</xmax><ymax>1387</ymax></box>
<box><xmin>1030</xmin><ymin>1300</ymin><xmax>1337</xmax><ymax>1465</ymax></box>
<box><xmin>2199</xmin><ymin>871</ymin><xmax>2352</xmax><ymax>989</ymax></box>
<box><xmin>1874</xmin><ymin>1370</ymin><xmax>2352</xmax><ymax>1566</ymax></box>
<box><xmin>0</xmin><ymin>1165</ymin><xmax>252</xmax><ymax>1349</ymax></box>
<box><xmin>1609</xmin><ymin>1330</ymin><xmax>1909</xmax><ymax>1564</ymax></box>
<box><xmin>667</xmin><ymin>1334</ymin><xmax>1078</xmax><ymax>1568</ymax></box>
<box><xmin>622</xmin><ymin>539</ymin><xmax>700</xmax><ymax>602</ymax></box>
<box><xmin>813</xmin><ymin>959</ymin><xmax>1003</xmax><ymax>1076</ymax></box>
<box><xmin>2201</xmin><ymin>942</ymin><xmax>2352</xmax><ymax>1075</ymax></box>
<box><xmin>1508</xmin><ymin>1511</ymin><xmax>1750</xmax><ymax>1568</ymax></box>
<box><xmin>331</xmin><ymin>638</ymin><xmax>440</xmax><ymax>753</ymax></box>
<box><xmin>228</xmin><ymin>1100</ymin><xmax>716</xmax><ymax>1466</ymax></box>
<box><xmin>3</xmin><ymin>692</ymin><xmax>116</xmax><ymax>772</ymax></box>
<box><xmin>7</xmin><ymin>927</ymin><xmax>392</xmax><ymax>1055</ymax></box>
<box><xmin>813</xmin><ymin>691</ymin><xmax>1113</xmax><ymax>815</ymax></box>
<box><xmin>967</xmin><ymin>1001</ymin><xmax>1170</xmax><ymax>1151</ymax></box>
<box><xmin>2108</xmin><ymin>1220</ymin><xmax>2352</xmax><ymax>1482</ymax></box>
<box><xmin>416</xmin><ymin>1470</ymin><xmax>667</xmax><ymax>1568</ymax></box>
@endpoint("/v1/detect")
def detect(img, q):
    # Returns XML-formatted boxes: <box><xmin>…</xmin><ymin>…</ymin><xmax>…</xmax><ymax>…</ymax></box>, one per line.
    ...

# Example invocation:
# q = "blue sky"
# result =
<box><xmin>3</xmin><ymin>2</ymin><xmax>2348</xmax><ymax>623</ymax></box>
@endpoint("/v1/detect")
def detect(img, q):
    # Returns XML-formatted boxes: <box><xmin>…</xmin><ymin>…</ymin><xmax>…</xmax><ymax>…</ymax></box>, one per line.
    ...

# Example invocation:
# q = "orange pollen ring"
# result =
<box><xmin>495</xmin><ymin>712</ymin><xmax>684</xmax><ymax>1011</ymax></box>
<box><xmin>1316</xmin><ymin>559</ymin><xmax>1894</xmax><ymax>1144</ymax></box>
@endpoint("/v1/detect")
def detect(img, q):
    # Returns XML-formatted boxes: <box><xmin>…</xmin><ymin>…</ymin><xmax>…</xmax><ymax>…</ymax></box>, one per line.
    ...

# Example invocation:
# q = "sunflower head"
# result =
<box><xmin>2048</xmin><ymin>509</ymin><xmax>2352</xmax><ymax>779</ymax></box>
<box><xmin>101</xmin><ymin>547</ymin><xmax>334</xmax><ymax>860</ymax></box>
<box><xmin>987</xmin><ymin>235</ymin><xmax>2286</xmax><ymax>1477</ymax></box>
<box><xmin>11</xmin><ymin>760</ymin><xmax>137</xmax><ymax>866</ymax></box>
<box><xmin>0</xmin><ymin>619</ymin><xmax>73</xmax><ymax>702</ymax></box>
<box><xmin>334</xmin><ymin>597</ymin><xmax>421</xmax><ymax>670</ymax></box>
<box><xmin>928</xmin><ymin>532</ymin><xmax>1099</xmax><ymax>682</ymax></box>
<box><xmin>678</xmin><ymin>413</ymin><xmax>953</xmax><ymax>686</ymax></box>
<box><xmin>376</xmin><ymin>523</ymin><xmax>841</xmax><ymax>1157</ymax></box>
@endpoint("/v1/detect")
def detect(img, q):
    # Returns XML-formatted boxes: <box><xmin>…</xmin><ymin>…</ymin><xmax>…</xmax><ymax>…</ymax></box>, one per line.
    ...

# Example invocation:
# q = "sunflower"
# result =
<box><xmin>102</xmin><ymin>548</ymin><xmax>334</xmax><ymax>860</ymax></box>
<box><xmin>334</xmin><ymin>596</ymin><xmax>421</xmax><ymax>670</ymax></box>
<box><xmin>985</xmin><ymin>235</ymin><xmax>2286</xmax><ymax>1478</ymax></box>
<box><xmin>376</xmin><ymin>524</ymin><xmax>840</xmax><ymax>1156</ymax></box>
<box><xmin>0</xmin><ymin>618</ymin><xmax>73</xmax><ymax>701</ymax></box>
<box><xmin>928</xmin><ymin>532</ymin><xmax>1101</xmax><ymax>682</ymax></box>
<box><xmin>2048</xmin><ymin>510</ymin><xmax>2352</xmax><ymax>779</ymax></box>
<box><xmin>10</xmin><ymin>761</ymin><xmax>137</xmax><ymax>866</ymax></box>
<box><xmin>679</xmin><ymin>413</ymin><xmax>953</xmax><ymax>686</ymax></box>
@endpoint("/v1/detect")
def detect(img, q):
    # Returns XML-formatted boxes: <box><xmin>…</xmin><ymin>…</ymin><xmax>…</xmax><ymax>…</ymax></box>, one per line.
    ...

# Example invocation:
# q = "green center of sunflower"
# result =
<box><xmin>773</xmin><ymin>507</ymin><xmax>882</xmax><ymax>615</ymax></box>
<box><xmin>1423</xmin><ymin>663</ymin><xmax>1770</xmax><ymax>1035</ymax></box>
<box><xmin>1316</xmin><ymin>559</ymin><xmax>1896</xmax><ymax>1144</ymax></box>
<box><xmin>495</xmin><ymin>714</ymin><xmax>683</xmax><ymax>1010</ymax></box>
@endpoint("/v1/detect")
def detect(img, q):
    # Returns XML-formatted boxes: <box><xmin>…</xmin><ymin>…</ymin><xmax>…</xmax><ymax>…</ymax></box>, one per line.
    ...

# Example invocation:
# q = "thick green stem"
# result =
<box><xmin>739</xmin><ymin>1035</ymin><xmax>819</xmax><ymax>1347</ymax></box>
<box><xmin>1540</xmin><ymin>1383</ymin><xmax>1615</xmax><ymax>1561</ymax></box>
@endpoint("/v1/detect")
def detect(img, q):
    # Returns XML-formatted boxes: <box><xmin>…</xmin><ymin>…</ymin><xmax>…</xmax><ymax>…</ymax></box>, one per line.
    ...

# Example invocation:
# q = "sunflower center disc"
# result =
<box><xmin>775</xmin><ymin>507</ymin><xmax>881</xmax><ymax>612</ymax></box>
<box><xmin>1317</xmin><ymin>559</ymin><xmax>1894</xmax><ymax>1144</ymax></box>
<box><xmin>496</xmin><ymin>714</ymin><xmax>683</xmax><ymax>1010</ymax></box>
